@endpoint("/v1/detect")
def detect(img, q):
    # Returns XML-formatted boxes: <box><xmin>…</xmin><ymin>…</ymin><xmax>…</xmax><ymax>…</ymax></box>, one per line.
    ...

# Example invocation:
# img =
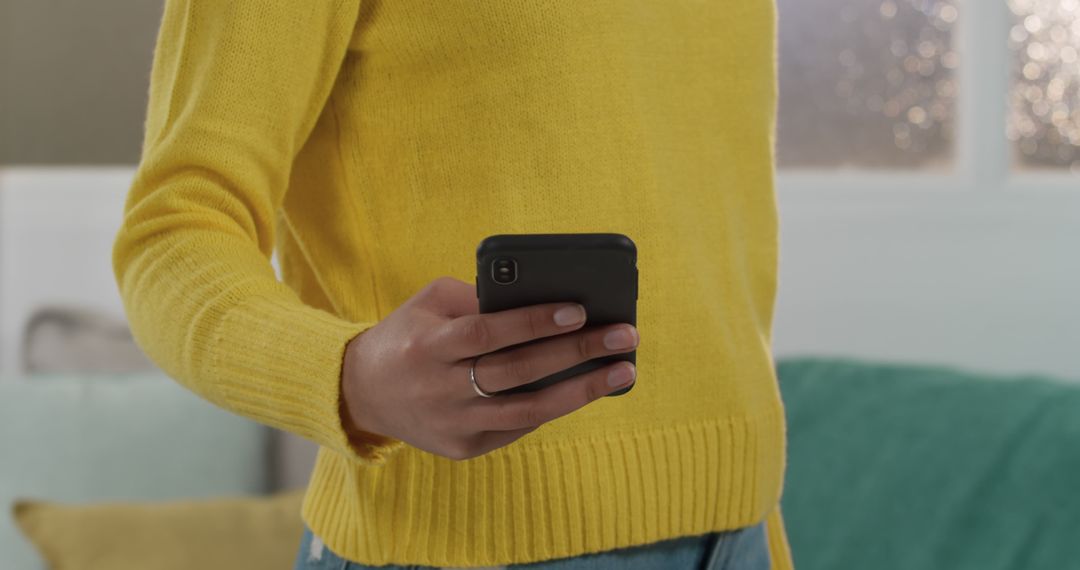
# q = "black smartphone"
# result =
<box><xmin>475</xmin><ymin>233</ymin><xmax>638</xmax><ymax>396</ymax></box>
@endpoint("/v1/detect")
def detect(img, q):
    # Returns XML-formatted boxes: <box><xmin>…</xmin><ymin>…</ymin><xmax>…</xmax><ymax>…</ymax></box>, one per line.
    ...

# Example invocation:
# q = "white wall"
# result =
<box><xmin>772</xmin><ymin>180</ymin><xmax>1080</xmax><ymax>381</ymax></box>
<box><xmin>1</xmin><ymin>167</ymin><xmax>1077</xmax><ymax>380</ymax></box>
<box><xmin>0</xmin><ymin>168</ymin><xmax>131</xmax><ymax>375</ymax></box>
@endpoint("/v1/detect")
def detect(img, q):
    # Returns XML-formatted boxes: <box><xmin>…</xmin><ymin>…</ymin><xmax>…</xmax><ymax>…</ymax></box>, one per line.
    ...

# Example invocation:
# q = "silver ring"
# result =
<box><xmin>469</xmin><ymin>356</ymin><xmax>496</xmax><ymax>398</ymax></box>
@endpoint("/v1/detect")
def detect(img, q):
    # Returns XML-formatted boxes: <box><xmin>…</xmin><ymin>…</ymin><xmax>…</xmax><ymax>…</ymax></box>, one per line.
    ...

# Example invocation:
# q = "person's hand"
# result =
<box><xmin>340</xmin><ymin>277</ymin><xmax>638</xmax><ymax>461</ymax></box>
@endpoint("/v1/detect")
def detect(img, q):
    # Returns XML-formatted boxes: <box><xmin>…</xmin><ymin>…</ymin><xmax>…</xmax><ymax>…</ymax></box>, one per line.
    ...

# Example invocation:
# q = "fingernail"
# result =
<box><xmin>603</xmin><ymin>326</ymin><xmax>638</xmax><ymax>350</ymax></box>
<box><xmin>553</xmin><ymin>304</ymin><xmax>586</xmax><ymax>326</ymax></box>
<box><xmin>607</xmin><ymin>364</ymin><xmax>636</xmax><ymax>388</ymax></box>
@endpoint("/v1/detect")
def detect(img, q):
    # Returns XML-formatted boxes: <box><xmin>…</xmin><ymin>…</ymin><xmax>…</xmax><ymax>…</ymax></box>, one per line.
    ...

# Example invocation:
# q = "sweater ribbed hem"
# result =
<box><xmin>301</xmin><ymin>409</ymin><xmax>786</xmax><ymax>567</ymax></box>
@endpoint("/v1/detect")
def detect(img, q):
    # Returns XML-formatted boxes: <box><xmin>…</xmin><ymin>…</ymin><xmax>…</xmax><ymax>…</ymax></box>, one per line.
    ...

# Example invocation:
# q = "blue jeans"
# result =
<box><xmin>293</xmin><ymin>523</ymin><xmax>769</xmax><ymax>570</ymax></box>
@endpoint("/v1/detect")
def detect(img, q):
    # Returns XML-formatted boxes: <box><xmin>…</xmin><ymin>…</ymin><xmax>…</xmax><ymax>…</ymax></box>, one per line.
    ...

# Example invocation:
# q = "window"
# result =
<box><xmin>777</xmin><ymin>0</ymin><xmax>1080</xmax><ymax>180</ymax></box>
<box><xmin>777</xmin><ymin>0</ymin><xmax>960</xmax><ymax>170</ymax></box>
<box><xmin>770</xmin><ymin>1</ymin><xmax>1079</xmax><ymax>379</ymax></box>
<box><xmin>1007</xmin><ymin>0</ymin><xmax>1080</xmax><ymax>173</ymax></box>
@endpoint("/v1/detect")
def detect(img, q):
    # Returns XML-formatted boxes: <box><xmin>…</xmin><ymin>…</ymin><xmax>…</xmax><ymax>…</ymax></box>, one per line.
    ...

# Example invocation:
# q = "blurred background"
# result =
<box><xmin>1</xmin><ymin>1</ymin><xmax>1078</xmax><ymax>569</ymax></box>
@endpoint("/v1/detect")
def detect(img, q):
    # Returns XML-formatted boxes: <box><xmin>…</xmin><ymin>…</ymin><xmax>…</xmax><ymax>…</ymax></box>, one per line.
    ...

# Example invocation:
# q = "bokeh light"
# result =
<box><xmin>778</xmin><ymin>0</ymin><xmax>959</xmax><ymax>169</ymax></box>
<box><xmin>1007</xmin><ymin>0</ymin><xmax>1080</xmax><ymax>173</ymax></box>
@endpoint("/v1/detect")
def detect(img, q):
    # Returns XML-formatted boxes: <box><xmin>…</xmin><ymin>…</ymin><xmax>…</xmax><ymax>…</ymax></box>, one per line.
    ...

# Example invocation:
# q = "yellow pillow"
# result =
<box><xmin>13</xmin><ymin>490</ymin><xmax>305</xmax><ymax>570</ymax></box>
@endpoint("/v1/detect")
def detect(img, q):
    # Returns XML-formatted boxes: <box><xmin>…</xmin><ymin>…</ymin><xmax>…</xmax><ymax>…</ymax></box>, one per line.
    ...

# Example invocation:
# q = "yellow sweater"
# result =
<box><xmin>113</xmin><ymin>0</ymin><xmax>791</xmax><ymax>567</ymax></box>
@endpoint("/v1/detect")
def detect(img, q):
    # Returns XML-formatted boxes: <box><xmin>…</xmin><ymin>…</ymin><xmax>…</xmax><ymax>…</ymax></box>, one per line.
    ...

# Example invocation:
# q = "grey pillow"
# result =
<box><xmin>21</xmin><ymin>306</ymin><xmax>155</xmax><ymax>374</ymax></box>
<box><xmin>18</xmin><ymin>305</ymin><xmax>319</xmax><ymax>494</ymax></box>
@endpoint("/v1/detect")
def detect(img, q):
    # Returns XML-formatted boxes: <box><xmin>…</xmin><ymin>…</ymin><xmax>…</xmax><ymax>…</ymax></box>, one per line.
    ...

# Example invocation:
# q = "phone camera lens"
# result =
<box><xmin>492</xmin><ymin>257</ymin><xmax>517</xmax><ymax>285</ymax></box>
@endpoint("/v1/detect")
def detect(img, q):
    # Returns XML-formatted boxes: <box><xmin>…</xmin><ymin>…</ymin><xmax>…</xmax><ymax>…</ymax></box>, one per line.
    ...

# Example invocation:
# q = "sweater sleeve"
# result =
<box><xmin>112</xmin><ymin>0</ymin><xmax>405</xmax><ymax>465</ymax></box>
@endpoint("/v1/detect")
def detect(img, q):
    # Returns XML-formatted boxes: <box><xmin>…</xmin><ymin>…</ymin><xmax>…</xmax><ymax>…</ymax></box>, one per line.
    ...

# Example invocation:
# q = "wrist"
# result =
<box><xmin>339</xmin><ymin>333</ymin><xmax>368</xmax><ymax>437</ymax></box>
<box><xmin>338</xmin><ymin>331</ymin><xmax>393</xmax><ymax>450</ymax></box>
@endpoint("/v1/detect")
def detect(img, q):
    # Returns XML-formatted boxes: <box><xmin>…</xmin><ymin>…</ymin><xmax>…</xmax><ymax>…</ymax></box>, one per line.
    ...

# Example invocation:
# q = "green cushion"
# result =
<box><xmin>778</xmin><ymin>357</ymin><xmax>1080</xmax><ymax>570</ymax></box>
<box><xmin>0</xmin><ymin>374</ymin><xmax>269</xmax><ymax>570</ymax></box>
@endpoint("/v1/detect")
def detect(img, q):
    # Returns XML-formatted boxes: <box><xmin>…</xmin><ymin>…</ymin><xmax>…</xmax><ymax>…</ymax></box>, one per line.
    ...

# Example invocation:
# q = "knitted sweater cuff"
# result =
<box><xmin>212</xmin><ymin>293</ymin><xmax>405</xmax><ymax>465</ymax></box>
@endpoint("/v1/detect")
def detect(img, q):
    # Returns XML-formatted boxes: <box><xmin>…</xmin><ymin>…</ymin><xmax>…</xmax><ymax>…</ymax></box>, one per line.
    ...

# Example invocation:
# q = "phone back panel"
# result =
<box><xmin>476</xmin><ymin>233</ymin><xmax>637</xmax><ymax>396</ymax></box>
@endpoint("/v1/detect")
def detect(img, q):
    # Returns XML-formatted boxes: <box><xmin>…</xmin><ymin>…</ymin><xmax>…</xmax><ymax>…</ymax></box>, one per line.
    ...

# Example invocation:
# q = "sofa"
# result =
<box><xmin>778</xmin><ymin>357</ymin><xmax>1080</xmax><ymax>570</ymax></box>
<box><xmin>4</xmin><ymin>353</ymin><xmax>1078</xmax><ymax>569</ymax></box>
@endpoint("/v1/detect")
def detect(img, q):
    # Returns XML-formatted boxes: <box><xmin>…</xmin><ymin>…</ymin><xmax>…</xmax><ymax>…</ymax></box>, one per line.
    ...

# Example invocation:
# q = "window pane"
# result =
<box><xmin>1007</xmin><ymin>0</ymin><xmax>1080</xmax><ymax>173</ymax></box>
<box><xmin>777</xmin><ymin>0</ymin><xmax>960</xmax><ymax>170</ymax></box>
